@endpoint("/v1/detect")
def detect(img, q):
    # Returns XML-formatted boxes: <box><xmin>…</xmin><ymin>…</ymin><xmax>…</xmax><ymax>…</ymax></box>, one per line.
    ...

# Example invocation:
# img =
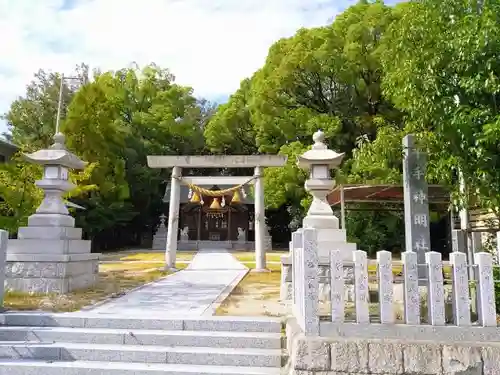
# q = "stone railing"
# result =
<box><xmin>291</xmin><ymin>227</ymin><xmax>499</xmax><ymax>338</ymax></box>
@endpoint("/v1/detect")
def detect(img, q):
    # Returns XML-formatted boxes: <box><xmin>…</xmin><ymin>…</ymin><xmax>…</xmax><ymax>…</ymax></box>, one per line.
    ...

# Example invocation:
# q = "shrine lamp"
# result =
<box><xmin>297</xmin><ymin>130</ymin><xmax>345</xmax><ymax>218</ymax></box>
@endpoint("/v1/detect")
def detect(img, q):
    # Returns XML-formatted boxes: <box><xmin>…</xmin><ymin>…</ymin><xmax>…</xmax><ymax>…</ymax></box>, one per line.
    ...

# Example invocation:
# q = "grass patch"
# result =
<box><xmin>101</xmin><ymin>251</ymin><xmax>197</xmax><ymax>262</ymax></box>
<box><xmin>232</xmin><ymin>251</ymin><xmax>287</xmax><ymax>263</ymax></box>
<box><xmin>366</xmin><ymin>264</ymin><xmax>452</xmax><ymax>278</ymax></box>
<box><xmin>242</xmin><ymin>262</ymin><xmax>281</xmax><ymax>271</ymax></box>
<box><xmin>99</xmin><ymin>262</ymin><xmax>166</xmax><ymax>272</ymax></box>
<box><xmin>4</xmin><ymin>262</ymin><xmax>187</xmax><ymax>312</ymax></box>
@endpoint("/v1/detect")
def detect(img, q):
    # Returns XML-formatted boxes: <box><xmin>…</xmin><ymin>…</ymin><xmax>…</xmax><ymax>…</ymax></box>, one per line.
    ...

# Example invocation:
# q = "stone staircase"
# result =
<box><xmin>0</xmin><ymin>313</ymin><xmax>286</xmax><ymax>375</ymax></box>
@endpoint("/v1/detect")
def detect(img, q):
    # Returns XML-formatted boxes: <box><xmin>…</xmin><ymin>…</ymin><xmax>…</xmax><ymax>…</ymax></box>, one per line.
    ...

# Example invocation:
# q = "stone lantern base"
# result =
<box><xmin>303</xmin><ymin>215</ymin><xmax>357</xmax><ymax>260</ymax></box>
<box><xmin>152</xmin><ymin>228</ymin><xmax>168</xmax><ymax>250</ymax></box>
<box><xmin>5</xmin><ymin>224</ymin><xmax>99</xmax><ymax>294</ymax></box>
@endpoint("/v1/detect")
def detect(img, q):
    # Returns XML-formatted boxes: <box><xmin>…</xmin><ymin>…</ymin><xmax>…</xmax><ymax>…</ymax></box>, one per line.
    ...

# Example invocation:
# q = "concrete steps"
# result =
<box><xmin>0</xmin><ymin>313</ymin><xmax>285</xmax><ymax>374</ymax></box>
<box><xmin>0</xmin><ymin>341</ymin><xmax>284</xmax><ymax>367</ymax></box>
<box><xmin>0</xmin><ymin>360</ymin><xmax>281</xmax><ymax>375</ymax></box>
<box><xmin>0</xmin><ymin>313</ymin><xmax>281</xmax><ymax>332</ymax></box>
<box><xmin>0</xmin><ymin>326</ymin><xmax>282</xmax><ymax>349</ymax></box>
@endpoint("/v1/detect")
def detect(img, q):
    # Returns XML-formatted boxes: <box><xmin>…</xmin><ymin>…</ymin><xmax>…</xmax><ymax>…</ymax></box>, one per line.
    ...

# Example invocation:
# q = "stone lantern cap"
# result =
<box><xmin>297</xmin><ymin>130</ymin><xmax>345</xmax><ymax>169</ymax></box>
<box><xmin>23</xmin><ymin>133</ymin><xmax>87</xmax><ymax>170</ymax></box>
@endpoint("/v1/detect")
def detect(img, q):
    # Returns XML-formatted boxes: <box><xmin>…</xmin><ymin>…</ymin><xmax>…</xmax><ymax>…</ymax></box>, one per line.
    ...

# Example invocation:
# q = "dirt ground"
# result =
<box><xmin>3</xmin><ymin>251</ymin><xmax>189</xmax><ymax>312</ymax></box>
<box><xmin>215</xmin><ymin>270</ymin><xmax>289</xmax><ymax>317</ymax></box>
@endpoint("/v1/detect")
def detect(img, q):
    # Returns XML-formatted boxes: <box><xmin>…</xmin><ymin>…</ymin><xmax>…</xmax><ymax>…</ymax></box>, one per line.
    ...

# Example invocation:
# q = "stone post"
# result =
<box><xmin>474</xmin><ymin>252</ymin><xmax>497</xmax><ymax>327</ymax></box>
<box><xmin>452</xmin><ymin>229</ymin><xmax>467</xmax><ymax>253</ymax></box>
<box><xmin>165</xmin><ymin>166</ymin><xmax>181</xmax><ymax>270</ymax></box>
<box><xmin>402</xmin><ymin>134</ymin><xmax>431</xmax><ymax>284</ymax></box>
<box><xmin>254</xmin><ymin>166</ymin><xmax>266</xmax><ymax>271</ymax></box>
<box><xmin>0</xmin><ymin>230</ymin><xmax>7</xmax><ymax>311</ymax></box>
<box><xmin>6</xmin><ymin>133</ymin><xmax>99</xmax><ymax>293</ymax></box>
<box><xmin>450</xmin><ymin>251</ymin><xmax>471</xmax><ymax>326</ymax></box>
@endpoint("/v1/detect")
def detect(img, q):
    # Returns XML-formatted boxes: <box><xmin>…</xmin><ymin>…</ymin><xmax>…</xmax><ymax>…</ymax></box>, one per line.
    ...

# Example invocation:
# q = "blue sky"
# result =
<box><xmin>0</xmin><ymin>0</ymin><xmax>401</xmax><ymax>135</ymax></box>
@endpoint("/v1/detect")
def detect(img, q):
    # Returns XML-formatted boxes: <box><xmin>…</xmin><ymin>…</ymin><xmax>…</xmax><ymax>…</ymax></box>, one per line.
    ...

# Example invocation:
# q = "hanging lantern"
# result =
<box><xmin>188</xmin><ymin>188</ymin><xmax>193</xmax><ymax>199</ymax></box>
<box><xmin>231</xmin><ymin>189</ymin><xmax>242</xmax><ymax>204</ymax></box>
<box><xmin>241</xmin><ymin>187</ymin><xmax>247</xmax><ymax>198</ymax></box>
<box><xmin>221</xmin><ymin>196</ymin><xmax>226</xmax><ymax>207</ymax></box>
<box><xmin>190</xmin><ymin>191</ymin><xmax>201</xmax><ymax>204</ymax></box>
<box><xmin>209</xmin><ymin>197</ymin><xmax>222</xmax><ymax>210</ymax></box>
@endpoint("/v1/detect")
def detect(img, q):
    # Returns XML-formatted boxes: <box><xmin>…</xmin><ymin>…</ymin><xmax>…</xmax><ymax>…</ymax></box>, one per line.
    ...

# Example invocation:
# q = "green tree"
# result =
<box><xmin>2</xmin><ymin>65</ymin><xmax>89</xmax><ymax>150</ymax></box>
<box><xmin>0</xmin><ymin>155</ymin><xmax>42</xmax><ymax>232</ymax></box>
<box><xmin>2</xmin><ymin>64</ymin><xmax>208</xmax><ymax>248</ymax></box>
<box><xmin>202</xmin><ymin>1</ymin><xmax>406</xmax><ymax>242</ymax></box>
<box><xmin>246</xmin><ymin>1</ymin><xmax>401</xmax><ymax>211</ymax></box>
<box><xmin>381</xmin><ymin>0</ymin><xmax>500</xmax><ymax>212</ymax></box>
<box><xmin>204</xmin><ymin>78</ymin><xmax>258</xmax><ymax>155</ymax></box>
<box><xmin>63</xmin><ymin>64</ymin><xmax>206</xmax><ymax>245</ymax></box>
<box><xmin>347</xmin><ymin>122</ymin><xmax>405</xmax><ymax>184</ymax></box>
<box><xmin>249</xmin><ymin>1</ymin><xmax>399</xmax><ymax>156</ymax></box>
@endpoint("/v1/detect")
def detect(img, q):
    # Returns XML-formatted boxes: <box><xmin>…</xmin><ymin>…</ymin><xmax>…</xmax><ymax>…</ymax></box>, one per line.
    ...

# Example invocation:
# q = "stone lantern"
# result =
<box><xmin>5</xmin><ymin>133</ymin><xmax>99</xmax><ymax>293</ymax></box>
<box><xmin>297</xmin><ymin>130</ymin><xmax>356</xmax><ymax>260</ymax></box>
<box><xmin>152</xmin><ymin>213</ymin><xmax>168</xmax><ymax>250</ymax></box>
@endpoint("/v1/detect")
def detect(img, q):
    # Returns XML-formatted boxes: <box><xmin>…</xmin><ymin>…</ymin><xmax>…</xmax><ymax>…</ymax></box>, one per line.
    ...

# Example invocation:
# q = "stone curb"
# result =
<box><xmin>202</xmin><ymin>265</ymin><xmax>250</xmax><ymax>316</ymax></box>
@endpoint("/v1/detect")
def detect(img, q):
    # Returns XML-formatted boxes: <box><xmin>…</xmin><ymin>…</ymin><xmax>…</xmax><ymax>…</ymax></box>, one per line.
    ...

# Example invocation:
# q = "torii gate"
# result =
<box><xmin>147</xmin><ymin>155</ymin><xmax>287</xmax><ymax>271</ymax></box>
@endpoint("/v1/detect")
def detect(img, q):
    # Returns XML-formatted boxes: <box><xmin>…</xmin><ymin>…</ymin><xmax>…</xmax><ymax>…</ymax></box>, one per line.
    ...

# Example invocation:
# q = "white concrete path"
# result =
<box><xmin>85</xmin><ymin>248</ymin><xmax>248</xmax><ymax>316</ymax></box>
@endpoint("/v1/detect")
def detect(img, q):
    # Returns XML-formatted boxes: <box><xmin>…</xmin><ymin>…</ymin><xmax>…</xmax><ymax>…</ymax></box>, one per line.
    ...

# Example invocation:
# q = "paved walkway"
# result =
<box><xmin>85</xmin><ymin>248</ymin><xmax>248</xmax><ymax>316</ymax></box>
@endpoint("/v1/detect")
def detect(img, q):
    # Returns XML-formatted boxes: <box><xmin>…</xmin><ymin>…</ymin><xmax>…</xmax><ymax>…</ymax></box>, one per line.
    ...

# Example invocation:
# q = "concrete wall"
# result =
<box><xmin>285</xmin><ymin>318</ymin><xmax>500</xmax><ymax>375</ymax></box>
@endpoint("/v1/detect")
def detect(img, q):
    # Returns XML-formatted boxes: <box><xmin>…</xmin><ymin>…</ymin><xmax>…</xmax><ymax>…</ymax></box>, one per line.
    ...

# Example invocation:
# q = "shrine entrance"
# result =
<box><xmin>178</xmin><ymin>187</ymin><xmax>253</xmax><ymax>243</ymax></box>
<box><xmin>147</xmin><ymin>155</ymin><xmax>287</xmax><ymax>271</ymax></box>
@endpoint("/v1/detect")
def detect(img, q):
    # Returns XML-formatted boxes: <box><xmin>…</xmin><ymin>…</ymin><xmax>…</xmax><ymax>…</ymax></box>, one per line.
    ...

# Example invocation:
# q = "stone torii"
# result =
<box><xmin>146</xmin><ymin>155</ymin><xmax>287</xmax><ymax>271</ymax></box>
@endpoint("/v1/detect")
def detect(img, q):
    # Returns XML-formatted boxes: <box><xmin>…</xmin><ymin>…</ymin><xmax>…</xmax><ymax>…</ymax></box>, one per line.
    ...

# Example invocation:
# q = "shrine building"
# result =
<box><xmin>162</xmin><ymin>183</ymin><xmax>256</xmax><ymax>250</ymax></box>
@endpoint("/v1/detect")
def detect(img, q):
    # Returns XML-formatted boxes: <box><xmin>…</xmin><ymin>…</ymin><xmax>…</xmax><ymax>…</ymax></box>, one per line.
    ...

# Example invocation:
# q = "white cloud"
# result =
<box><xmin>0</xmin><ymin>0</ymin><xmax>344</xmax><ymax>133</ymax></box>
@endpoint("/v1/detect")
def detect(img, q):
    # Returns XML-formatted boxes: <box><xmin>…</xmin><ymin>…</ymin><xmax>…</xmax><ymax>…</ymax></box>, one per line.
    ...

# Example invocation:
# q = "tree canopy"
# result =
<box><xmin>1</xmin><ymin>64</ymin><xmax>208</xmax><ymax>249</ymax></box>
<box><xmin>2</xmin><ymin>0</ymin><xmax>500</xmax><ymax>251</ymax></box>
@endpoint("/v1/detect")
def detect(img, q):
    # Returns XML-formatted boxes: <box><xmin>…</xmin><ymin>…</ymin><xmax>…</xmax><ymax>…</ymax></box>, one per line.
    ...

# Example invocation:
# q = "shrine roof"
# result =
<box><xmin>165</xmin><ymin>185</ymin><xmax>255</xmax><ymax>204</ymax></box>
<box><xmin>327</xmin><ymin>184</ymin><xmax>450</xmax><ymax>206</ymax></box>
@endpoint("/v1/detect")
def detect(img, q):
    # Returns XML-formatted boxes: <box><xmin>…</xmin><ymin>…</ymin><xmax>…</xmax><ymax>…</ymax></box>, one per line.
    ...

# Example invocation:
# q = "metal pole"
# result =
<box><xmin>340</xmin><ymin>185</ymin><xmax>346</xmax><ymax>230</ymax></box>
<box><xmin>55</xmin><ymin>74</ymin><xmax>82</xmax><ymax>134</ymax></box>
<box><xmin>55</xmin><ymin>73</ymin><xmax>65</xmax><ymax>134</ymax></box>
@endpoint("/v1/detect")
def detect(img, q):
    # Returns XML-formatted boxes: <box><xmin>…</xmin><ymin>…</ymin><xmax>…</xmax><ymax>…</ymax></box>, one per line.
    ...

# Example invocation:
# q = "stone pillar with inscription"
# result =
<box><xmin>403</xmin><ymin>134</ymin><xmax>431</xmax><ymax>283</ymax></box>
<box><xmin>165</xmin><ymin>166</ymin><xmax>181</xmax><ymax>270</ymax></box>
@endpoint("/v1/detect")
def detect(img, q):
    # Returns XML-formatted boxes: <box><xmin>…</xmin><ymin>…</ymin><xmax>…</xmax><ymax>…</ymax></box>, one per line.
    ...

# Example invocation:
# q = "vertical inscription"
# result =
<box><xmin>301</xmin><ymin>228</ymin><xmax>320</xmax><ymax>335</ymax></box>
<box><xmin>403</xmin><ymin>135</ymin><xmax>431</xmax><ymax>284</ymax></box>
<box><xmin>377</xmin><ymin>250</ymin><xmax>394</xmax><ymax>324</ymax></box>
<box><xmin>450</xmin><ymin>251</ymin><xmax>471</xmax><ymax>326</ymax></box>
<box><xmin>292</xmin><ymin>230</ymin><xmax>303</xmax><ymax>318</ymax></box>
<box><xmin>402</xmin><ymin>251</ymin><xmax>420</xmax><ymax>324</ymax></box>
<box><xmin>474</xmin><ymin>252</ymin><xmax>497</xmax><ymax>327</ymax></box>
<box><xmin>353</xmin><ymin>250</ymin><xmax>370</xmax><ymax>323</ymax></box>
<box><xmin>425</xmin><ymin>252</ymin><xmax>446</xmax><ymax>325</ymax></box>
<box><xmin>330</xmin><ymin>249</ymin><xmax>345</xmax><ymax>323</ymax></box>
